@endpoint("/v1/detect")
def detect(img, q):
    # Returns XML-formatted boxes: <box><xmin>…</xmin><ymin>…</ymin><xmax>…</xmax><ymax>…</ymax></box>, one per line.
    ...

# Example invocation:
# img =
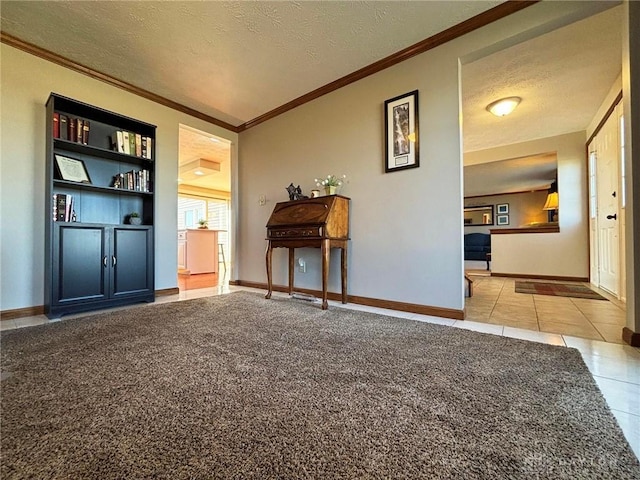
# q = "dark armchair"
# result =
<box><xmin>464</xmin><ymin>233</ymin><xmax>491</xmax><ymax>262</ymax></box>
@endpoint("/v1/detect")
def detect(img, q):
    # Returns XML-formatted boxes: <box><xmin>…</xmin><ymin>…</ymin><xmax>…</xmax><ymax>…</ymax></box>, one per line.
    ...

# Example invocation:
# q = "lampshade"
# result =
<box><xmin>486</xmin><ymin>96</ymin><xmax>521</xmax><ymax>117</ymax></box>
<box><xmin>542</xmin><ymin>192</ymin><xmax>559</xmax><ymax>210</ymax></box>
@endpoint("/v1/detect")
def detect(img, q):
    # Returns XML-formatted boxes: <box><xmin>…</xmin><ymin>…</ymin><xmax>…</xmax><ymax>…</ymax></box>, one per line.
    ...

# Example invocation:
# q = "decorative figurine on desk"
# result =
<box><xmin>286</xmin><ymin>183</ymin><xmax>308</xmax><ymax>201</ymax></box>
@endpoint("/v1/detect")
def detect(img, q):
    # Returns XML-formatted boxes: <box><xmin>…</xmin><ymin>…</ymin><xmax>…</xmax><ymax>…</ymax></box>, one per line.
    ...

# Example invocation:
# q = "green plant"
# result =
<box><xmin>315</xmin><ymin>174</ymin><xmax>346</xmax><ymax>188</ymax></box>
<box><xmin>198</xmin><ymin>218</ymin><xmax>208</xmax><ymax>226</ymax></box>
<box><xmin>130</xmin><ymin>212</ymin><xmax>140</xmax><ymax>218</ymax></box>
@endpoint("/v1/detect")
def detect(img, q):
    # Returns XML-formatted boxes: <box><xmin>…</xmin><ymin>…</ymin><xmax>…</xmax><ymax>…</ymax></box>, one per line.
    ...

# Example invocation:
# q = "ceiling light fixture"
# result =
<box><xmin>179</xmin><ymin>158</ymin><xmax>221</xmax><ymax>178</ymax></box>
<box><xmin>486</xmin><ymin>96</ymin><xmax>521</xmax><ymax>117</ymax></box>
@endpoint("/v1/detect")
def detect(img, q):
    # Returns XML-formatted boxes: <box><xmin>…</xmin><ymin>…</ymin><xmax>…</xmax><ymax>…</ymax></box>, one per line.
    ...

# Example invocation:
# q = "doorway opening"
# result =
<box><xmin>177</xmin><ymin>125</ymin><xmax>232</xmax><ymax>291</ymax></box>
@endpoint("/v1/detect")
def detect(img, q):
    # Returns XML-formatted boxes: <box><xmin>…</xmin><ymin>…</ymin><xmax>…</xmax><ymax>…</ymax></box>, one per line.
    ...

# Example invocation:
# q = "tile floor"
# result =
<box><xmin>465</xmin><ymin>269</ymin><xmax>628</xmax><ymax>344</ymax></box>
<box><xmin>1</xmin><ymin>283</ymin><xmax>639</xmax><ymax>460</ymax></box>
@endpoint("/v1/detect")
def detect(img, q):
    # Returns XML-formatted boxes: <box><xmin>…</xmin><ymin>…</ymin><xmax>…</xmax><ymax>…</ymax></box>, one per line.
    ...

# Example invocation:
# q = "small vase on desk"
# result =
<box><xmin>325</xmin><ymin>186</ymin><xmax>337</xmax><ymax>195</ymax></box>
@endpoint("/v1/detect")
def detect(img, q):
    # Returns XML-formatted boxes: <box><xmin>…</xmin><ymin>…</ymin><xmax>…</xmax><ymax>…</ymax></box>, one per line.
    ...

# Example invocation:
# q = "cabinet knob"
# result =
<box><xmin>103</xmin><ymin>256</ymin><xmax>108</xmax><ymax>267</ymax></box>
<box><xmin>112</xmin><ymin>255</ymin><xmax>117</xmax><ymax>267</ymax></box>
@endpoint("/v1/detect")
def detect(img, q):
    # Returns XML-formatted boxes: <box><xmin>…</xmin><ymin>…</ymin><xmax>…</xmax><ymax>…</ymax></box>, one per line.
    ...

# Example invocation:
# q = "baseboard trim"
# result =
<box><xmin>1</xmin><ymin>289</ymin><xmax>180</xmax><ymax>320</ymax></box>
<box><xmin>232</xmin><ymin>280</ymin><xmax>464</xmax><ymax>320</ymax></box>
<box><xmin>1</xmin><ymin>305</ymin><xmax>46</xmax><ymax>320</ymax></box>
<box><xmin>491</xmin><ymin>273</ymin><xmax>589</xmax><ymax>282</ymax></box>
<box><xmin>622</xmin><ymin>327</ymin><xmax>640</xmax><ymax>347</ymax></box>
<box><xmin>156</xmin><ymin>287</ymin><xmax>180</xmax><ymax>296</ymax></box>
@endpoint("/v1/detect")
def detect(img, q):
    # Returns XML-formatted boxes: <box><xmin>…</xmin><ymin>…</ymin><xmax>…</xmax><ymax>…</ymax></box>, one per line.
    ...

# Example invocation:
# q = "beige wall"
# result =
<box><xmin>466</xmin><ymin>132</ymin><xmax>589</xmax><ymax>278</ymax></box>
<box><xmin>0</xmin><ymin>44</ymin><xmax>238</xmax><ymax>311</ymax></box>
<box><xmin>622</xmin><ymin>0</ymin><xmax>640</xmax><ymax>333</ymax></box>
<box><xmin>1</xmin><ymin>1</ymin><xmax>628</xmax><ymax>317</ymax></box>
<box><xmin>464</xmin><ymin>191</ymin><xmax>549</xmax><ymax>235</ymax></box>
<box><xmin>237</xmin><ymin>3</ymin><xmax>600</xmax><ymax>311</ymax></box>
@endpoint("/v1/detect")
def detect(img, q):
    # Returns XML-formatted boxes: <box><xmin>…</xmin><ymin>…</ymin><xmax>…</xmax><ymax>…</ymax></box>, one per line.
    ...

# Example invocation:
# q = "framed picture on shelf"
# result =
<box><xmin>384</xmin><ymin>90</ymin><xmax>419</xmax><ymax>173</ymax></box>
<box><xmin>497</xmin><ymin>215</ymin><xmax>509</xmax><ymax>226</ymax></box>
<box><xmin>497</xmin><ymin>203</ymin><xmax>509</xmax><ymax>214</ymax></box>
<box><xmin>54</xmin><ymin>154</ymin><xmax>91</xmax><ymax>183</ymax></box>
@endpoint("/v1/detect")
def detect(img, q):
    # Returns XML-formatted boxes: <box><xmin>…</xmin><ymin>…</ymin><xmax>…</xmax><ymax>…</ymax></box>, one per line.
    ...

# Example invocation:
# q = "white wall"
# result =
<box><xmin>236</xmin><ymin>2</ymin><xmax>601</xmax><ymax>311</ymax></box>
<box><xmin>466</xmin><ymin>132</ymin><xmax>589</xmax><ymax>278</ymax></box>
<box><xmin>621</xmin><ymin>0</ymin><xmax>640</xmax><ymax>333</ymax></box>
<box><xmin>0</xmin><ymin>44</ymin><xmax>238</xmax><ymax>311</ymax></box>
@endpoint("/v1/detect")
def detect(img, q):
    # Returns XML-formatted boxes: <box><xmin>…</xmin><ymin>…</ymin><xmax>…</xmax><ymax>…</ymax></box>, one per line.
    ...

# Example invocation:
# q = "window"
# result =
<box><xmin>178</xmin><ymin>198</ymin><xmax>206</xmax><ymax>229</ymax></box>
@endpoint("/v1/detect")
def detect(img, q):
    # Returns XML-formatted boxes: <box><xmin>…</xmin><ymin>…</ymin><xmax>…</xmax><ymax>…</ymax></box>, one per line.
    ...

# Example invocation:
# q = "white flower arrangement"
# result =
<box><xmin>315</xmin><ymin>174</ymin><xmax>346</xmax><ymax>188</ymax></box>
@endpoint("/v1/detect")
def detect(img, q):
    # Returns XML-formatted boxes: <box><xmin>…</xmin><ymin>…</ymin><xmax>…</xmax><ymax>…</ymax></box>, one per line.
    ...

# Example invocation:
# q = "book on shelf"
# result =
<box><xmin>109</xmin><ymin>131</ymin><xmax>152</xmax><ymax>159</ymax></box>
<box><xmin>112</xmin><ymin>169</ymin><xmax>151</xmax><ymax>192</ymax></box>
<box><xmin>53</xmin><ymin>193</ymin><xmax>74</xmax><ymax>222</ymax></box>
<box><xmin>69</xmin><ymin>120</ymin><xmax>76</xmax><ymax>144</ymax></box>
<box><xmin>146</xmin><ymin>136</ymin><xmax>153</xmax><ymax>160</ymax></box>
<box><xmin>59</xmin><ymin>115</ymin><xmax>68</xmax><ymax>140</ymax></box>
<box><xmin>76</xmin><ymin>119</ymin><xmax>83</xmax><ymax>143</ymax></box>
<box><xmin>55</xmin><ymin>114</ymin><xmax>91</xmax><ymax>144</ymax></box>
<box><xmin>128</xmin><ymin>132</ymin><xmax>136</xmax><ymax>157</ymax></box>
<box><xmin>135</xmin><ymin>134</ymin><xmax>142</xmax><ymax>157</ymax></box>
<box><xmin>122</xmin><ymin>131</ymin><xmax>131</xmax><ymax>155</ymax></box>
<box><xmin>53</xmin><ymin>113</ymin><xmax>60</xmax><ymax>139</ymax></box>
<box><xmin>82</xmin><ymin>120</ymin><xmax>90</xmax><ymax>145</ymax></box>
<box><xmin>111</xmin><ymin>131</ymin><xmax>125</xmax><ymax>153</ymax></box>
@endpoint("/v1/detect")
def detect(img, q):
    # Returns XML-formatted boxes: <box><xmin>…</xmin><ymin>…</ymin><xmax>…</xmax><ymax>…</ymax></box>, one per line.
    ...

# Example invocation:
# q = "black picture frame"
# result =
<box><xmin>384</xmin><ymin>90</ymin><xmax>419</xmax><ymax>173</ymax></box>
<box><xmin>497</xmin><ymin>203</ymin><xmax>509</xmax><ymax>214</ymax></box>
<box><xmin>497</xmin><ymin>214</ymin><xmax>510</xmax><ymax>226</ymax></box>
<box><xmin>54</xmin><ymin>154</ymin><xmax>91</xmax><ymax>184</ymax></box>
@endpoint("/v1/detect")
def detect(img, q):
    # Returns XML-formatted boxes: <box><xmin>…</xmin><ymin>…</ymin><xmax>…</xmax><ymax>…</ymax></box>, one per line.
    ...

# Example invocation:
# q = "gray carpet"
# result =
<box><xmin>1</xmin><ymin>291</ymin><xmax>639</xmax><ymax>479</ymax></box>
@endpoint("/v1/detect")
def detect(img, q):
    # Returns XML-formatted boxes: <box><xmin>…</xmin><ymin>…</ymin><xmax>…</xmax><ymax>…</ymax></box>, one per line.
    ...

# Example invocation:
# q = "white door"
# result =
<box><xmin>595</xmin><ymin>109</ymin><xmax>620</xmax><ymax>295</ymax></box>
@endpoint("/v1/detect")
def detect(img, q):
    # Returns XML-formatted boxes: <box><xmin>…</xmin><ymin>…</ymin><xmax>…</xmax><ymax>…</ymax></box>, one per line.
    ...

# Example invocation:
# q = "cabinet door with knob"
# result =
<box><xmin>111</xmin><ymin>226</ymin><xmax>154</xmax><ymax>298</ymax></box>
<box><xmin>48</xmin><ymin>224</ymin><xmax>153</xmax><ymax>317</ymax></box>
<box><xmin>52</xmin><ymin>224</ymin><xmax>109</xmax><ymax>308</ymax></box>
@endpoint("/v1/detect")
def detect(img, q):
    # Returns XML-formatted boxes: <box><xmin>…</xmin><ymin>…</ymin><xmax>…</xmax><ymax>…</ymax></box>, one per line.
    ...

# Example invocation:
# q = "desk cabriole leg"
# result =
<box><xmin>288</xmin><ymin>248</ymin><xmax>295</xmax><ymax>294</ymax></box>
<box><xmin>321</xmin><ymin>239</ymin><xmax>329</xmax><ymax>309</ymax></box>
<box><xmin>265</xmin><ymin>242</ymin><xmax>273</xmax><ymax>299</ymax></box>
<box><xmin>341</xmin><ymin>246</ymin><xmax>347</xmax><ymax>304</ymax></box>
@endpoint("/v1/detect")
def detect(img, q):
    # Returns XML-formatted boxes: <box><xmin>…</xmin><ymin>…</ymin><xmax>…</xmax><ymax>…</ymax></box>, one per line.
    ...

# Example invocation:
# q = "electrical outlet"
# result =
<box><xmin>259</xmin><ymin>194</ymin><xmax>266</xmax><ymax>206</ymax></box>
<box><xmin>298</xmin><ymin>258</ymin><xmax>306</xmax><ymax>273</ymax></box>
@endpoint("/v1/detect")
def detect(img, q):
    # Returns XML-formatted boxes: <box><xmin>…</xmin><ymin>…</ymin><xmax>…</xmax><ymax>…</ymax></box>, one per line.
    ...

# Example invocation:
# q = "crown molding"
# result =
<box><xmin>237</xmin><ymin>1</ymin><xmax>539</xmax><ymax>131</ymax></box>
<box><xmin>0</xmin><ymin>31</ymin><xmax>240</xmax><ymax>133</ymax></box>
<box><xmin>2</xmin><ymin>1</ymin><xmax>538</xmax><ymax>134</ymax></box>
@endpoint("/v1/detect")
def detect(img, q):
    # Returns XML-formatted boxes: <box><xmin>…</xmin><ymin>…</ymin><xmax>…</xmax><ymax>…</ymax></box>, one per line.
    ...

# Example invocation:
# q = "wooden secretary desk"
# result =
<box><xmin>265</xmin><ymin>195</ymin><xmax>350</xmax><ymax>309</ymax></box>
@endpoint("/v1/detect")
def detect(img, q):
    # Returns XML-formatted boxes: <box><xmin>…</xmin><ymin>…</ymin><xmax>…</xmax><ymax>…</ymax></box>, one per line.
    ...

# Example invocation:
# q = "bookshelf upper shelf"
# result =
<box><xmin>54</xmin><ymin>139</ymin><xmax>153</xmax><ymax>167</ymax></box>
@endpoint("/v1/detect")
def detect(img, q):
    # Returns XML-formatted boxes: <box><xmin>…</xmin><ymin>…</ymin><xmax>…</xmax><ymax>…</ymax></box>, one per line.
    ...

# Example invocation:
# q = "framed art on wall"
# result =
<box><xmin>497</xmin><ymin>203</ymin><xmax>509</xmax><ymax>214</ymax></box>
<box><xmin>384</xmin><ymin>90</ymin><xmax>419</xmax><ymax>173</ymax></box>
<box><xmin>497</xmin><ymin>215</ymin><xmax>509</xmax><ymax>226</ymax></box>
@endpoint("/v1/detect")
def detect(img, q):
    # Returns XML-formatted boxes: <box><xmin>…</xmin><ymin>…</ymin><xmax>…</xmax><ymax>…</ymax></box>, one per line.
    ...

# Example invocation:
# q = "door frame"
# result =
<box><xmin>585</xmin><ymin>92</ymin><xmax>624</xmax><ymax>299</ymax></box>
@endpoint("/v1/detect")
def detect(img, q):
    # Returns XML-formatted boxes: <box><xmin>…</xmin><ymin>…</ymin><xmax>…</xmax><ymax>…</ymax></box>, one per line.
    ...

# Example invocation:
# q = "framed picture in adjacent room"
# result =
<box><xmin>384</xmin><ymin>90</ymin><xmax>419</xmax><ymax>173</ymax></box>
<box><xmin>497</xmin><ymin>203</ymin><xmax>509</xmax><ymax>214</ymax></box>
<box><xmin>497</xmin><ymin>215</ymin><xmax>509</xmax><ymax>226</ymax></box>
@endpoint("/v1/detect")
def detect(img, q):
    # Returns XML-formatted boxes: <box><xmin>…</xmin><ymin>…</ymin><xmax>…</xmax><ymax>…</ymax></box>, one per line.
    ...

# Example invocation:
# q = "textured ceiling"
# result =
<box><xmin>178</xmin><ymin>126</ymin><xmax>231</xmax><ymax>192</ymax></box>
<box><xmin>0</xmin><ymin>2</ymin><xmax>623</xmax><ymax>194</ymax></box>
<box><xmin>462</xmin><ymin>5</ymin><xmax>622</xmax><ymax>153</ymax></box>
<box><xmin>0</xmin><ymin>0</ymin><xmax>501</xmax><ymax>126</ymax></box>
